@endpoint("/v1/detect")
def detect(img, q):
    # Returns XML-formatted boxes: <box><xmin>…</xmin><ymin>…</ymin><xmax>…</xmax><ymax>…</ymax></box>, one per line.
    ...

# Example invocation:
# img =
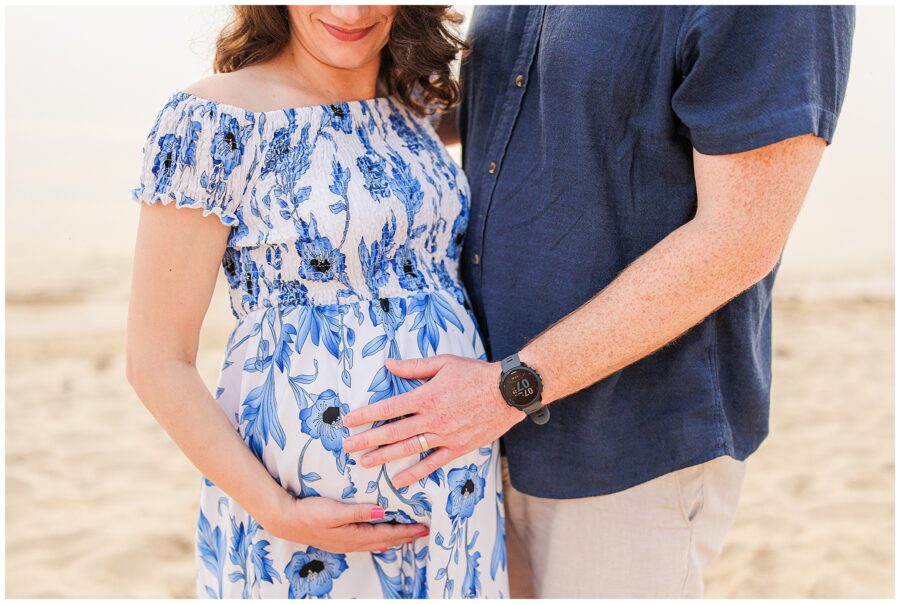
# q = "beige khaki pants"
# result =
<box><xmin>502</xmin><ymin>455</ymin><xmax>746</xmax><ymax>598</ymax></box>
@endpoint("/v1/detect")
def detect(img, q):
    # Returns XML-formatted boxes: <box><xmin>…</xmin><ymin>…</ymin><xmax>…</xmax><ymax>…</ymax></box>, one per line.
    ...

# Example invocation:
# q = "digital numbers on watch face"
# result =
<box><xmin>501</xmin><ymin>368</ymin><xmax>540</xmax><ymax>406</ymax></box>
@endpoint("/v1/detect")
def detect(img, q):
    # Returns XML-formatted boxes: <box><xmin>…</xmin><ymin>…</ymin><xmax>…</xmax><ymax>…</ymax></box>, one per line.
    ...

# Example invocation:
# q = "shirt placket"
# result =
<box><xmin>469</xmin><ymin>5</ymin><xmax>547</xmax><ymax>283</ymax></box>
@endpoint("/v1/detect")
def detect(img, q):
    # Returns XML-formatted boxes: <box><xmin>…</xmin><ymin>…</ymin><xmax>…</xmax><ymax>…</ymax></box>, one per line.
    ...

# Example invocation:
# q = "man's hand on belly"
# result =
<box><xmin>342</xmin><ymin>355</ymin><xmax>526</xmax><ymax>489</ymax></box>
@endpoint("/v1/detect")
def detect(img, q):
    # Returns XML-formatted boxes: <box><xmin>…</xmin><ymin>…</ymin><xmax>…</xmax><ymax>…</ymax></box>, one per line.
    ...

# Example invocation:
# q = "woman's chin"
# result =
<box><xmin>322</xmin><ymin>54</ymin><xmax>381</xmax><ymax>74</ymax></box>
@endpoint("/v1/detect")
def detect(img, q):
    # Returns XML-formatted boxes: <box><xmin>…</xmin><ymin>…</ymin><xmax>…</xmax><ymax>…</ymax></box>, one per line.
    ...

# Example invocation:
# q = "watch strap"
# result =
<box><xmin>501</xmin><ymin>353</ymin><xmax>519</xmax><ymax>373</ymax></box>
<box><xmin>522</xmin><ymin>400</ymin><xmax>550</xmax><ymax>425</ymax></box>
<box><xmin>500</xmin><ymin>353</ymin><xmax>550</xmax><ymax>425</ymax></box>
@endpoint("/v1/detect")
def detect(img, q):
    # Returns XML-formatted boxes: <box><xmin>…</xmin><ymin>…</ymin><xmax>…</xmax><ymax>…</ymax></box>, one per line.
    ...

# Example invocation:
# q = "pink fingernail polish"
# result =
<box><xmin>371</xmin><ymin>507</ymin><xmax>385</xmax><ymax>520</ymax></box>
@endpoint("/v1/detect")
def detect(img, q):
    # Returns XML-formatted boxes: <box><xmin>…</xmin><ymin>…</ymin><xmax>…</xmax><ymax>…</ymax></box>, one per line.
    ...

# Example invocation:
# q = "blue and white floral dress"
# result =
<box><xmin>130</xmin><ymin>92</ymin><xmax>508</xmax><ymax>599</ymax></box>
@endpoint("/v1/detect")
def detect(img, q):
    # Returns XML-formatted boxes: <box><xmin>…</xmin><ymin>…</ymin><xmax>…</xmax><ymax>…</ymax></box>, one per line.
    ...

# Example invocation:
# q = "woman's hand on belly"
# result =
<box><xmin>263</xmin><ymin>495</ymin><xmax>429</xmax><ymax>553</ymax></box>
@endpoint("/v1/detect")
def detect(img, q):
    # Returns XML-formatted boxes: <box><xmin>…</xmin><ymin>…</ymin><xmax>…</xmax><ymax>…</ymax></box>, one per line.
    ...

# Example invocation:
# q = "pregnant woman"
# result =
<box><xmin>125</xmin><ymin>5</ymin><xmax>507</xmax><ymax>599</ymax></box>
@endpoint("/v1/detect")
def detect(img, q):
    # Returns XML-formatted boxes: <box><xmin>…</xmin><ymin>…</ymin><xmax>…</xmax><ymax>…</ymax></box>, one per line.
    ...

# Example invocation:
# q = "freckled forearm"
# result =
<box><xmin>517</xmin><ymin>135</ymin><xmax>824</xmax><ymax>406</ymax></box>
<box><xmin>518</xmin><ymin>217</ymin><xmax>779</xmax><ymax>405</ymax></box>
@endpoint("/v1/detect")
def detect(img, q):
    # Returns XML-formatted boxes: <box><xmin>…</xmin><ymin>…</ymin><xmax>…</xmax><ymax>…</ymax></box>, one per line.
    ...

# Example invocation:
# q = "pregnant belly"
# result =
<box><xmin>212</xmin><ymin>289</ymin><xmax>486</xmax><ymax>521</ymax></box>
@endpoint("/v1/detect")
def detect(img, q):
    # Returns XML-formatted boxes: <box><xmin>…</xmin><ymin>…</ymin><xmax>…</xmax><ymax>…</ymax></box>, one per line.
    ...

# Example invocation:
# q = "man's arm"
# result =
<box><xmin>342</xmin><ymin>133</ymin><xmax>826</xmax><ymax>487</ymax></box>
<box><xmin>519</xmin><ymin>133</ymin><xmax>824</xmax><ymax>401</ymax></box>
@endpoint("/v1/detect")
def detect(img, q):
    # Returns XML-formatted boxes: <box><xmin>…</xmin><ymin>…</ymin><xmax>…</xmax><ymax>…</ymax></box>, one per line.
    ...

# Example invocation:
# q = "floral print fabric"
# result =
<box><xmin>131</xmin><ymin>92</ymin><xmax>508</xmax><ymax>598</ymax></box>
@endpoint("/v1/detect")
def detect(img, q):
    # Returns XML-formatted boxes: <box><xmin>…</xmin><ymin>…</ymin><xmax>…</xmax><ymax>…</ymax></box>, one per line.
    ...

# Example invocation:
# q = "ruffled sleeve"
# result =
<box><xmin>130</xmin><ymin>92</ymin><xmax>257</xmax><ymax>228</ymax></box>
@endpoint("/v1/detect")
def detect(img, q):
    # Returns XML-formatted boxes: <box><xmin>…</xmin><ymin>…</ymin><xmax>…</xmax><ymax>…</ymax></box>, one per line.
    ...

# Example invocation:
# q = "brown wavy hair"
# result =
<box><xmin>213</xmin><ymin>5</ymin><xmax>468</xmax><ymax>115</ymax></box>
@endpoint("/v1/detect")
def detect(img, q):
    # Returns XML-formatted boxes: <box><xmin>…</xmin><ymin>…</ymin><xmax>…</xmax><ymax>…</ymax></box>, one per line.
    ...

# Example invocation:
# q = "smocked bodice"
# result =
<box><xmin>132</xmin><ymin>92</ymin><xmax>470</xmax><ymax>318</ymax></box>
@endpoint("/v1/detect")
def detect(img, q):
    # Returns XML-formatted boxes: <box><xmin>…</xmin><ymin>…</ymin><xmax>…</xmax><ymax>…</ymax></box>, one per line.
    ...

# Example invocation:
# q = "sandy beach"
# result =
<box><xmin>4</xmin><ymin>269</ymin><xmax>893</xmax><ymax>597</ymax></box>
<box><xmin>4</xmin><ymin>5</ymin><xmax>894</xmax><ymax>599</ymax></box>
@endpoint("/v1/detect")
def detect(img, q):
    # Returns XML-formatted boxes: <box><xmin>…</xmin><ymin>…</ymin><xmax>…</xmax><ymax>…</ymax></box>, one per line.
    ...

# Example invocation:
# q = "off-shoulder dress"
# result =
<box><xmin>130</xmin><ymin>91</ymin><xmax>508</xmax><ymax>599</ymax></box>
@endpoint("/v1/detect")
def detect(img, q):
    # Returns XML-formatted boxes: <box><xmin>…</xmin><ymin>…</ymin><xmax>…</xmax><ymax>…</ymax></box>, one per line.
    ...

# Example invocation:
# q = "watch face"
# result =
<box><xmin>500</xmin><ymin>367</ymin><xmax>541</xmax><ymax>408</ymax></box>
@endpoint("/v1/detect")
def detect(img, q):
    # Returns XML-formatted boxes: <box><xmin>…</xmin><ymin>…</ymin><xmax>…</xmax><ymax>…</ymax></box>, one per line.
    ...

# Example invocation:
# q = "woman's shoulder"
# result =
<box><xmin>143</xmin><ymin>70</ymin><xmax>283</xmax><ymax>155</ymax></box>
<box><xmin>143</xmin><ymin>73</ymin><xmax>262</xmax><ymax>133</ymax></box>
<box><xmin>181</xmin><ymin>70</ymin><xmax>271</xmax><ymax>113</ymax></box>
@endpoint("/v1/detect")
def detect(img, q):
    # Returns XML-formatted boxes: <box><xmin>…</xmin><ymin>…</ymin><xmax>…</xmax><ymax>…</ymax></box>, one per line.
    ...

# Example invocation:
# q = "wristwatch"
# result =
<box><xmin>499</xmin><ymin>353</ymin><xmax>550</xmax><ymax>425</ymax></box>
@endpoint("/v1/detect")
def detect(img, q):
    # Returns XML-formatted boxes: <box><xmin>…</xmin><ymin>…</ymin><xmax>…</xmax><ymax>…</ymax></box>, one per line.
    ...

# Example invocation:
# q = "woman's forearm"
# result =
<box><xmin>127</xmin><ymin>357</ymin><xmax>290</xmax><ymax>529</ymax></box>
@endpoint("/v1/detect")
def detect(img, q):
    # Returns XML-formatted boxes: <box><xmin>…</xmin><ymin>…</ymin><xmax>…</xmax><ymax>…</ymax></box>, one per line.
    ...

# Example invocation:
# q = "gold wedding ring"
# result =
<box><xmin>417</xmin><ymin>433</ymin><xmax>430</xmax><ymax>453</ymax></box>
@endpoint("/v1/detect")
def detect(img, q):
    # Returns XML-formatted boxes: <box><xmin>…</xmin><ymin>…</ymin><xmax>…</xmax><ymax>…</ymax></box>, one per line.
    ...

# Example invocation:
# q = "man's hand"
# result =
<box><xmin>342</xmin><ymin>355</ymin><xmax>525</xmax><ymax>488</ymax></box>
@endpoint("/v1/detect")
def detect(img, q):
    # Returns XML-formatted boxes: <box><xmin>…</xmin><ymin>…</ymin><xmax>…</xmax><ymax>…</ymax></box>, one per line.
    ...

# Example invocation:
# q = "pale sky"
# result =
<box><xmin>6</xmin><ymin>5</ymin><xmax>894</xmax><ymax>299</ymax></box>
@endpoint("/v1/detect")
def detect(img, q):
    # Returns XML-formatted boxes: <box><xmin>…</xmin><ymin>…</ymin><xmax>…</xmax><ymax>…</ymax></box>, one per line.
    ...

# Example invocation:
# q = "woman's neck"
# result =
<box><xmin>272</xmin><ymin>35</ymin><xmax>381</xmax><ymax>104</ymax></box>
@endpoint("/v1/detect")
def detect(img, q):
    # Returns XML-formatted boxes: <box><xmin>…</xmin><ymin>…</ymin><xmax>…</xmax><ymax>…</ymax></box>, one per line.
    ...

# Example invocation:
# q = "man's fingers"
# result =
<box><xmin>359</xmin><ymin>432</ymin><xmax>439</xmax><ymax>468</ymax></box>
<box><xmin>391</xmin><ymin>447</ymin><xmax>457</xmax><ymax>489</ymax></box>
<box><xmin>385</xmin><ymin>355</ymin><xmax>451</xmax><ymax>379</ymax></box>
<box><xmin>344</xmin><ymin>416</ymin><xmax>428</xmax><ymax>454</ymax></box>
<box><xmin>343</xmin><ymin>389</ymin><xmax>423</xmax><ymax>428</ymax></box>
<box><xmin>343</xmin><ymin>355</ymin><xmax>462</xmax><ymax>428</ymax></box>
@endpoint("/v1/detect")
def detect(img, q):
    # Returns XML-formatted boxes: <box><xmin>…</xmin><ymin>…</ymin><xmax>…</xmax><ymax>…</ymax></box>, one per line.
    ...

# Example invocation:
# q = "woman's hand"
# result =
<box><xmin>264</xmin><ymin>495</ymin><xmax>430</xmax><ymax>553</ymax></box>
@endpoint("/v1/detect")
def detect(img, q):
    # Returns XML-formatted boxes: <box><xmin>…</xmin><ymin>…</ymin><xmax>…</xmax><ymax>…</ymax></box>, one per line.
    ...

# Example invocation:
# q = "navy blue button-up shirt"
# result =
<box><xmin>457</xmin><ymin>6</ymin><xmax>854</xmax><ymax>498</ymax></box>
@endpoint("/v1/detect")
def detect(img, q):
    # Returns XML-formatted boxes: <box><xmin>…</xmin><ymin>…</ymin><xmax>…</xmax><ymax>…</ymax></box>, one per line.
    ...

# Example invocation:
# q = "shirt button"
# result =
<box><xmin>488</xmin><ymin>161</ymin><xmax>497</xmax><ymax>174</ymax></box>
<box><xmin>515</xmin><ymin>74</ymin><xmax>525</xmax><ymax>87</ymax></box>
<box><xmin>472</xmin><ymin>253</ymin><xmax>481</xmax><ymax>265</ymax></box>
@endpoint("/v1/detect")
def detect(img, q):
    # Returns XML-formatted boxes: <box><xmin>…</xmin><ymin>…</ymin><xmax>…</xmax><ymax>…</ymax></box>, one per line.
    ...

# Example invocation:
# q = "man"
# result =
<box><xmin>343</xmin><ymin>6</ymin><xmax>854</xmax><ymax>597</ymax></box>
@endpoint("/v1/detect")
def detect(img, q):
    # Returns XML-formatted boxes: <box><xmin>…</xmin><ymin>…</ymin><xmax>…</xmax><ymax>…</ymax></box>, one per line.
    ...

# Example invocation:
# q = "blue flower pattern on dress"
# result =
<box><xmin>152</xmin><ymin>133</ymin><xmax>181</xmax><ymax>194</ymax></box>
<box><xmin>446</xmin><ymin>465</ymin><xmax>486</xmax><ymax>521</ymax></box>
<box><xmin>284</xmin><ymin>546</ymin><xmax>348</xmax><ymax>598</ymax></box>
<box><xmin>131</xmin><ymin>92</ymin><xmax>507</xmax><ymax>598</ymax></box>
<box><xmin>299</xmin><ymin>388</ymin><xmax>354</xmax><ymax>475</ymax></box>
<box><xmin>296</xmin><ymin>217</ymin><xmax>347</xmax><ymax>283</ymax></box>
<box><xmin>432</xmin><ymin>450</ymin><xmax>497</xmax><ymax>599</ymax></box>
<box><xmin>212</xmin><ymin>113</ymin><xmax>246</xmax><ymax>178</ymax></box>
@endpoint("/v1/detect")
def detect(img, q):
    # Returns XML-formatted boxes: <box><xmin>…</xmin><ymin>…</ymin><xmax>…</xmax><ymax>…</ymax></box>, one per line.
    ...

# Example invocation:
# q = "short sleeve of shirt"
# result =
<box><xmin>672</xmin><ymin>6</ymin><xmax>855</xmax><ymax>155</ymax></box>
